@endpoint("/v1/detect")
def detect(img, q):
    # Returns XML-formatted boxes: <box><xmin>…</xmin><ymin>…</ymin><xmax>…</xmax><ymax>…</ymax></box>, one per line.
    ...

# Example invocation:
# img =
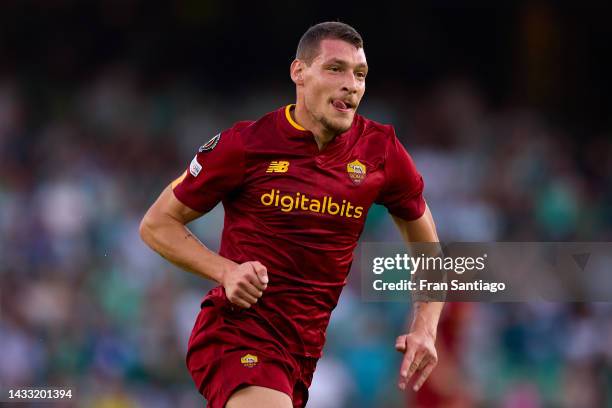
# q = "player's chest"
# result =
<box><xmin>242</xmin><ymin>149</ymin><xmax>385</xmax><ymax>206</ymax></box>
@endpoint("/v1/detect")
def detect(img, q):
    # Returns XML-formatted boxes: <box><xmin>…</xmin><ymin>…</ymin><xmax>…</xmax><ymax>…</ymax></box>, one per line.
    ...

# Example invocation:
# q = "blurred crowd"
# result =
<box><xmin>1</xmin><ymin>66</ymin><xmax>611</xmax><ymax>408</ymax></box>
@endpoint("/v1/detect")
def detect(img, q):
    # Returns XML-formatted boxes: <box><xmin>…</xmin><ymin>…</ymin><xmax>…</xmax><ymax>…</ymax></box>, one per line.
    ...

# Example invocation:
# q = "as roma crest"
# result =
<box><xmin>240</xmin><ymin>353</ymin><xmax>259</xmax><ymax>368</ymax></box>
<box><xmin>198</xmin><ymin>133</ymin><xmax>221</xmax><ymax>153</ymax></box>
<box><xmin>347</xmin><ymin>160</ymin><xmax>366</xmax><ymax>185</ymax></box>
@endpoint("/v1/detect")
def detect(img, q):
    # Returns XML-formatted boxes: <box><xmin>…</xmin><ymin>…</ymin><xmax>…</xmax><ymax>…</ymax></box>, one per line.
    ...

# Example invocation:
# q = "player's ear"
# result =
<box><xmin>290</xmin><ymin>59</ymin><xmax>304</xmax><ymax>85</ymax></box>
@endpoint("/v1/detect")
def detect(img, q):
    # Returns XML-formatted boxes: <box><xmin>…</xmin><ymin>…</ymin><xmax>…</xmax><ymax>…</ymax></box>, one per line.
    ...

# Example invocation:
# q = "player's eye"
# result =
<box><xmin>328</xmin><ymin>66</ymin><xmax>341</xmax><ymax>72</ymax></box>
<box><xmin>356</xmin><ymin>71</ymin><xmax>367</xmax><ymax>79</ymax></box>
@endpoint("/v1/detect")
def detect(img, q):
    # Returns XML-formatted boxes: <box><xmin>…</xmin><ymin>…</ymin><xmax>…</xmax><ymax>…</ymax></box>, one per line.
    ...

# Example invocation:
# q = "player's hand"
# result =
<box><xmin>395</xmin><ymin>331</ymin><xmax>438</xmax><ymax>392</ymax></box>
<box><xmin>221</xmin><ymin>261</ymin><xmax>268</xmax><ymax>308</ymax></box>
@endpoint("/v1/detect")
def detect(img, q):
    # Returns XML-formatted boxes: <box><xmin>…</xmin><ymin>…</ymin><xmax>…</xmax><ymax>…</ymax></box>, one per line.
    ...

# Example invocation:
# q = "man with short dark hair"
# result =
<box><xmin>140</xmin><ymin>21</ymin><xmax>443</xmax><ymax>408</ymax></box>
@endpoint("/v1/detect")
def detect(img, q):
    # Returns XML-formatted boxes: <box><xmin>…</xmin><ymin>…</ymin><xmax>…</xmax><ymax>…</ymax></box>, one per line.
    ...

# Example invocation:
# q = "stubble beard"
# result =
<box><xmin>304</xmin><ymin>97</ymin><xmax>354</xmax><ymax>137</ymax></box>
<box><xmin>319</xmin><ymin>112</ymin><xmax>353</xmax><ymax>137</ymax></box>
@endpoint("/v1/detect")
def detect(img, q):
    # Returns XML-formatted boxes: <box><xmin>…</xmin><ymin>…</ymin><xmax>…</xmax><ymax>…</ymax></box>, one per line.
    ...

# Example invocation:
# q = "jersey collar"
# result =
<box><xmin>279</xmin><ymin>104</ymin><xmax>355</xmax><ymax>148</ymax></box>
<box><xmin>285</xmin><ymin>104</ymin><xmax>306</xmax><ymax>131</ymax></box>
<box><xmin>280</xmin><ymin>104</ymin><xmax>311</xmax><ymax>138</ymax></box>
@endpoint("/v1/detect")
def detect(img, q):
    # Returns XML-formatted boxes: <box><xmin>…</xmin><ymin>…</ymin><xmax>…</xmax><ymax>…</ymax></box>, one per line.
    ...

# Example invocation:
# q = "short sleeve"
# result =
<box><xmin>376</xmin><ymin>128</ymin><xmax>426</xmax><ymax>221</ymax></box>
<box><xmin>172</xmin><ymin>127</ymin><xmax>245</xmax><ymax>213</ymax></box>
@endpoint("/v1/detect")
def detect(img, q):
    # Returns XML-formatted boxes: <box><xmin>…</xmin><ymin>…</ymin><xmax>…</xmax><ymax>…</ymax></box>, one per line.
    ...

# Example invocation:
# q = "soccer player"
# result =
<box><xmin>140</xmin><ymin>22</ymin><xmax>443</xmax><ymax>408</ymax></box>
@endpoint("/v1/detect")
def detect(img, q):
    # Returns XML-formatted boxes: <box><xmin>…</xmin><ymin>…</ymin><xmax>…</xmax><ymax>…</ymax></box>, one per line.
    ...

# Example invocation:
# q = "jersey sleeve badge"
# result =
<box><xmin>198</xmin><ymin>132</ymin><xmax>221</xmax><ymax>153</ymax></box>
<box><xmin>189</xmin><ymin>155</ymin><xmax>202</xmax><ymax>177</ymax></box>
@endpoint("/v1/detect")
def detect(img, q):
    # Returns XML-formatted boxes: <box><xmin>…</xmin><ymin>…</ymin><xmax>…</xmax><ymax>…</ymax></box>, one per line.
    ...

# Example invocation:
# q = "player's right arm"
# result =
<box><xmin>139</xmin><ymin>129</ymin><xmax>268</xmax><ymax>308</ymax></box>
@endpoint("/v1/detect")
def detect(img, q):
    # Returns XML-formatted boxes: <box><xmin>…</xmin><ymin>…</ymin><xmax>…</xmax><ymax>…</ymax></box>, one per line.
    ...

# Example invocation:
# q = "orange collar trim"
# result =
<box><xmin>285</xmin><ymin>104</ymin><xmax>306</xmax><ymax>131</ymax></box>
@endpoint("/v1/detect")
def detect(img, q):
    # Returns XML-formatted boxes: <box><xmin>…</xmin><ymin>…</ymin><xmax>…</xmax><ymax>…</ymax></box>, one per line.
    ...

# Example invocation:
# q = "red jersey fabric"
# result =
<box><xmin>173</xmin><ymin>105</ymin><xmax>425</xmax><ymax>358</ymax></box>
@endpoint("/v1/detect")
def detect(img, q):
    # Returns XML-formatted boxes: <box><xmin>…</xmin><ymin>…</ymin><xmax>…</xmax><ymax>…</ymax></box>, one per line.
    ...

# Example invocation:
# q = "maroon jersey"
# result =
<box><xmin>173</xmin><ymin>105</ymin><xmax>425</xmax><ymax>357</ymax></box>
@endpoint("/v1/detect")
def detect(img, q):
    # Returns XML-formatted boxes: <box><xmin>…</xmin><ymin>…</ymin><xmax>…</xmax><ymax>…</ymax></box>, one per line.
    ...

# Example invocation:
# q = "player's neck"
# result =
<box><xmin>312</xmin><ymin>131</ymin><xmax>335</xmax><ymax>151</ymax></box>
<box><xmin>292</xmin><ymin>103</ymin><xmax>336</xmax><ymax>150</ymax></box>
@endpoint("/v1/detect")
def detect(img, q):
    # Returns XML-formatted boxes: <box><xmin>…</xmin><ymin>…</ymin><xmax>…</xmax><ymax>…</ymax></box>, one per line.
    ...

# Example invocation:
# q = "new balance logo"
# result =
<box><xmin>266</xmin><ymin>161</ymin><xmax>290</xmax><ymax>173</ymax></box>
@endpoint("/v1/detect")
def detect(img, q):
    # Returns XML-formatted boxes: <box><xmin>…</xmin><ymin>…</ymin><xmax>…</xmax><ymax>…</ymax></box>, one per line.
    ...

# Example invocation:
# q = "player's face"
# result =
<box><xmin>301</xmin><ymin>39</ymin><xmax>368</xmax><ymax>135</ymax></box>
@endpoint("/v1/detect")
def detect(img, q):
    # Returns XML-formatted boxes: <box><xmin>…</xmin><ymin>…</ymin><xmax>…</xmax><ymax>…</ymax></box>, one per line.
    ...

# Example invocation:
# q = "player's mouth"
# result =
<box><xmin>331</xmin><ymin>99</ymin><xmax>355</xmax><ymax>113</ymax></box>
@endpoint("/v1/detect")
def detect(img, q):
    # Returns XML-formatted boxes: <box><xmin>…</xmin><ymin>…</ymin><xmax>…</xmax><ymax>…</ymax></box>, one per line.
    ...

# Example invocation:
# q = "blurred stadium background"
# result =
<box><xmin>1</xmin><ymin>1</ymin><xmax>611</xmax><ymax>407</ymax></box>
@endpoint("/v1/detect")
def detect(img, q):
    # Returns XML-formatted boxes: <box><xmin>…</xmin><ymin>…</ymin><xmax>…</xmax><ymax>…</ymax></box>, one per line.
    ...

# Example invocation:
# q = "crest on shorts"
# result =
<box><xmin>198</xmin><ymin>133</ymin><xmax>221</xmax><ymax>153</ymax></box>
<box><xmin>240</xmin><ymin>353</ymin><xmax>259</xmax><ymax>368</ymax></box>
<box><xmin>347</xmin><ymin>160</ymin><xmax>366</xmax><ymax>185</ymax></box>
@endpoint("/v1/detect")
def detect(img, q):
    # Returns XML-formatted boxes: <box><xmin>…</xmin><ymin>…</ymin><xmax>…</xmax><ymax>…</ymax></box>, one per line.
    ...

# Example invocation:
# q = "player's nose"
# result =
<box><xmin>341</xmin><ymin>72</ymin><xmax>359</xmax><ymax>94</ymax></box>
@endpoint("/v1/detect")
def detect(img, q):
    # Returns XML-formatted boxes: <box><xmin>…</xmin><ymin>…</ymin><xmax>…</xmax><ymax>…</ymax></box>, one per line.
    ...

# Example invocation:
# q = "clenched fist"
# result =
<box><xmin>221</xmin><ymin>261</ymin><xmax>268</xmax><ymax>308</ymax></box>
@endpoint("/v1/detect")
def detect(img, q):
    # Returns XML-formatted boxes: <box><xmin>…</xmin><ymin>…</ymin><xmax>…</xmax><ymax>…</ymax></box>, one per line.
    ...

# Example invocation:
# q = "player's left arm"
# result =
<box><xmin>376</xmin><ymin>128</ymin><xmax>444</xmax><ymax>391</ymax></box>
<box><xmin>392</xmin><ymin>205</ymin><xmax>444</xmax><ymax>392</ymax></box>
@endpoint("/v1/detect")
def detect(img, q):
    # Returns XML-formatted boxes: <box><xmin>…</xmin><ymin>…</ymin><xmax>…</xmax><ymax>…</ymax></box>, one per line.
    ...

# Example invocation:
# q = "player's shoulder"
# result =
<box><xmin>196</xmin><ymin>108</ymin><xmax>279</xmax><ymax>155</ymax></box>
<box><xmin>229</xmin><ymin>120</ymin><xmax>255</xmax><ymax>132</ymax></box>
<box><xmin>352</xmin><ymin>114</ymin><xmax>401</xmax><ymax>159</ymax></box>
<box><xmin>354</xmin><ymin>114</ymin><xmax>398</xmax><ymax>142</ymax></box>
<box><xmin>226</xmin><ymin>107</ymin><xmax>282</xmax><ymax>136</ymax></box>
<box><xmin>223</xmin><ymin>120</ymin><xmax>256</xmax><ymax>139</ymax></box>
<box><xmin>225</xmin><ymin>107</ymin><xmax>288</xmax><ymax>152</ymax></box>
<box><xmin>194</xmin><ymin>120</ymin><xmax>253</xmax><ymax>156</ymax></box>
